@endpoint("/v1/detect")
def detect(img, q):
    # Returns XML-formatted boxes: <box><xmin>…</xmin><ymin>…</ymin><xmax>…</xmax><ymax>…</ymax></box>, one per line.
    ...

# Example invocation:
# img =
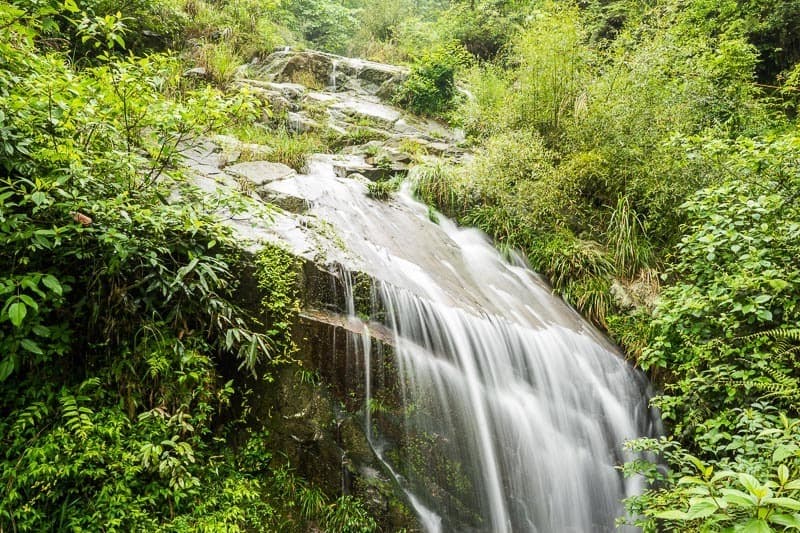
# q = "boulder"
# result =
<box><xmin>286</xmin><ymin>111</ymin><xmax>321</xmax><ymax>133</ymax></box>
<box><xmin>247</xmin><ymin>50</ymin><xmax>408</xmax><ymax>100</ymax></box>
<box><xmin>226</xmin><ymin>161</ymin><xmax>296</xmax><ymax>186</ymax></box>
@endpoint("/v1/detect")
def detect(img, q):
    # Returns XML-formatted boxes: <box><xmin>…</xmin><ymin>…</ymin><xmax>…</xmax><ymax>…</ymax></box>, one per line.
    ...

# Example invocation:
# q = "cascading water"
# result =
<box><xmin>329</xmin><ymin>58</ymin><xmax>339</xmax><ymax>91</ymax></box>
<box><xmin>259</xmin><ymin>155</ymin><xmax>660</xmax><ymax>531</ymax></box>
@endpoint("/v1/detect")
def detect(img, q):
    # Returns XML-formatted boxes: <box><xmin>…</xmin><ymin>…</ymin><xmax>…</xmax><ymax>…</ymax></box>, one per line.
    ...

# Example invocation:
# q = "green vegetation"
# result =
<box><xmin>7</xmin><ymin>0</ymin><xmax>800</xmax><ymax>529</ymax></box>
<box><xmin>402</xmin><ymin>0</ymin><xmax>800</xmax><ymax>531</ymax></box>
<box><xmin>366</xmin><ymin>176</ymin><xmax>402</xmax><ymax>201</ymax></box>
<box><xmin>0</xmin><ymin>0</ymin><xmax>386</xmax><ymax>530</ymax></box>
<box><xmin>393</xmin><ymin>45</ymin><xmax>466</xmax><ymax>116</ymax></box>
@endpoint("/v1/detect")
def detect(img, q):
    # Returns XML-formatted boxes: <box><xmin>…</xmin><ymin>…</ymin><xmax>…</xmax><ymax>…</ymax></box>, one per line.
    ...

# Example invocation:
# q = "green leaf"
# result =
<box><xmin>20</xmin><ymin>339</ymin><xmax>43</xmax><ymax>355</ymax></box>
<box><xmin>32</xmin><ymin>325</ymin><xmax>50</xmax><ymax>338</ymax></box>
<box><xmin>0</xmin><ymin>357</ymin><xmax>14</xmax><ymax>382</ymax></box>
<box><xmin>8</xmin><ymin>301</ymin><xmax>26</xmax><ymax>327</ymax></box>
<box><xmin>654</xmin><ymin>509</ymin><xmax>690</xmax><ymax>520</ymax></box>
<box><xmin>740</xmin><ymin>473</ymin><xmax>763</xmax><ymax>495</ymax></box>
<box><xmin>722</xmin><ymin>488</ymin><xmax>757</xmax><ymax>508</ymax></box>
<box><xmin>18</xmin><ymin>294</ymin><xmax>38</xmax><ymax>312</ymax></box>
<box><xmin>779</xmin><ymin>465</ymin><xmax>790</xmax><ymax>486</ymax></box>
<box><xmin>712</xmin><ymin>470</ymin><xmax>737</xmax><ymax>483</ymax></box>
<box><xmin>688</xmin><ymin>454</ymin><xmax>707</xmax><ymax>473</ymax></box>
<box><xmin>775</xmin><ymin>445</ymin><xmax>798</xmax><ymax>463</ymax></box>
<box><xmin>763</xmin><ymin>497</ymin><xmax>800</xmax><ymax>511</ymax></box>
<box><xmin>42</xmin><ymin>275</ymin><xmax>63</xmax><ymax>296</ymax></box>
<box><xmin>687</xmin><ymin>499</ymin><xmax>719</xmax><ymax>519</ymax></box>
<box><xmin>30</xmin><ymin>191</ymin><xmax>47</xmax><ymax>206</ymax></box>
<box><xmin>737</xmin><ymin>519</ymin><xmax>773</xmax><ymax>533</ymax></box>
<box><xmin>769</xmin><ymin>513</ymin><xmax>800</xmax><ymax>529</ymax></box>
<box><xmin>768</xmin><ymin>279</ymin><xmax>790</xmax><ymax>292</ymax></box>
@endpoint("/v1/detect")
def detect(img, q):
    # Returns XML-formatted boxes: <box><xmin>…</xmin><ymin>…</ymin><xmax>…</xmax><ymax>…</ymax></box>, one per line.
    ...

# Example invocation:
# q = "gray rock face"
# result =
<box><xmin>246</xmin><ymin>50</ymin><xmax>409</xmax><ymax>99</ymax></box>
<box><xmin>226</xmin><ymin>161</ymin><xmax>296</xmax><ymax>186</ymax></box>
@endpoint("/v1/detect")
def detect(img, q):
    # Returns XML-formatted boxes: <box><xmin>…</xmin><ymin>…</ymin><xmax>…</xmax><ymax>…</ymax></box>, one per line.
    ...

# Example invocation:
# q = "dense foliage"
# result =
<box><xmin>405</xmin><ymin>0</ymin><xmax>800</xmax><ymax>531</ymax></box>
<box><xmin>6</xmin><ymin>0</ymin><xmax>800</xmax><ymax>530</ymax></box>
<box><xmin>0</xmin><ymin>1</ymin><xmax>381</xmax><ymax>530</ymax></box>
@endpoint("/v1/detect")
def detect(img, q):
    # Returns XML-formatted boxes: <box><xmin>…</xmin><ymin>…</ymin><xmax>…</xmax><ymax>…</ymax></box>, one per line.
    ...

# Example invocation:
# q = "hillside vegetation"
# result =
<box><xmin>409</xmin><ymin>1</ymin><xmax>800</xmax><ymax>530</ymax></box>
<box><xmin>3</xmin><ymin>0</ymin><xmax>800</xmax><ymax>531</ymax></box>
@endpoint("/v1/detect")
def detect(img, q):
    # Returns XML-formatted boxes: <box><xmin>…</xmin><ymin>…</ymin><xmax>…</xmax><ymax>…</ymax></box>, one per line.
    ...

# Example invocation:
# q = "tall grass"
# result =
<box><xmin>231</xmin><ymin>125</ymin><xmax>325</xmax><ymax>171</ymax></box>
<box><xmin>527</xmin><ymin>230</ymin><xmax>615</xmax><ymax>291</ymax></box>
<box><xmin>508</xmin><ymin>3</ymin><xmax>591</xmax><ymax>143</ymax></box>
<box><xmin>411</xmin><ymin>162</ymin><xmax>463</xmax><ymax>216</ymax></box>
<box><xmin>196</xmin><ymin>41</ymin><xmax>242</xmax><ymax>85</ymax></box>
<box><xmin>606</xmin><ymin>196</ymin><xmax>654</xmax><ymax>277</ymax></box>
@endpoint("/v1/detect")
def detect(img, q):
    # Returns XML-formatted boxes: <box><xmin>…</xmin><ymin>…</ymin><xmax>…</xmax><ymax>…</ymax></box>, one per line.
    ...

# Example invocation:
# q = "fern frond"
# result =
<box><xmin>738</xmin><ymin>327</ymin><xmax>800</xmax><ymax>343</ymax></box>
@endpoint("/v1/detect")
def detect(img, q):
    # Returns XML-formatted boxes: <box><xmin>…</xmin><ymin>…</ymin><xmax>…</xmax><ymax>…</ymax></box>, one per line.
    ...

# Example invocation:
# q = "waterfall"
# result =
<box><xmin>257</xmin><ymin>157</ymin><xmax>660</xmax><ymax>531</ymax></box>
<box><xmin>328</xmin><ymin>193</ymin><xmax>659</xmax><ymax>532</ymax></box>
<box><xmin>329</xmin><ymin>58</ymin><xmax>339</xmax><ymax>91</ymax></box>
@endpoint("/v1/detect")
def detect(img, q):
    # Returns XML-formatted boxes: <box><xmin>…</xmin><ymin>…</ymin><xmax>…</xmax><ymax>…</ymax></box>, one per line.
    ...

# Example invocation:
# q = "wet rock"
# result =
<box><xmin>261</xmin><ymin>50</ymin><xmax>333</xmax><ymax>88</ymax></box>
<box><xmin>176</xmin><ymin>48</ymin><xmax>477</xmax><ymax>532</ymax></box>
<box><xmin>266</xmin><ymin>81</ymin><xmax>307</xmax><ymax>100</ymax></box>
<box><xmin>226</xmin><ymin>161</ymin><xmax>296</xmax><ymax>186</ymax></box>
<box><xmin>331</xmin><ymin>97</ymin><xmax>401</xmax><ymax>127</ymax></box>
<box><xmin>332</xmin><ymin>160</ymin><xmax>398</xmax><ymax>182</ymax></box>
<box><xmin>611</xmin><ymin>270</ymin><xmax>660</xmax><ymax>311</ymax></box>
<box><xmin>247</xmin><ymin>50</ymin><xmax>408</xmax><ymax>100</ymax></box>
<box><xmin>182</xmin><ymin>66</ymin><xmax>208</xmax><ymax>79</ymax></box>
<box><xmin>304</xmin><ymin>91</ymin><xmax>339</xmax><ymax>105</ymax></box>
<box><xmin>259</xmin><ymin>184</ymin><xmax>310</xmax><ymax>214</ymax></box>
<box><xmin>286</xmin><ymin>111</ymin><xmax>321</xmax><ymax>133</ymax></box>
<box><xmin>248</xmin><ymin>86</ymin><xmax>295</xmax><ymax>114</ymax></box>
<box><xmin>347</xmin><ymin>172</ymin><xmax>369</xmax><ymax>182</ymax></box>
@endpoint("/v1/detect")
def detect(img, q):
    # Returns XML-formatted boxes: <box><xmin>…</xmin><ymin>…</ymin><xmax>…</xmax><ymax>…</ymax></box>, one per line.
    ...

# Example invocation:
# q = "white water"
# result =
<box><xmin>329</xmin><ymin>58</ymin><xmax>339</xmax><ymax>91</ymax></box>
<box><xmin>262</xmin><ymin>157</ymin><xmax>660</xmax><ymax>531</ymax></box>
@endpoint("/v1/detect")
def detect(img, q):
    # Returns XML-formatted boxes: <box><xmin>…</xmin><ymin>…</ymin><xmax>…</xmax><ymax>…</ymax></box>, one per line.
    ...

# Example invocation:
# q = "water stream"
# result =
<box><xmin>261</xmin><ymin>156</ymin><xmax>660</xmax><ymax>531</ymax></box>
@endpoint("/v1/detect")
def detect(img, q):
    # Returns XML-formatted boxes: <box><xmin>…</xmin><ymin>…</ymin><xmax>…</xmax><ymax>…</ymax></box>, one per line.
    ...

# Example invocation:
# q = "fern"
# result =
<box><xmin>59</xmin><ymin>392</ymin><xmax>94</xmax><ymax>439</ymax></box>
<box><xmin>13</xmin><ymin>402</ymin><xmax>50</xmax><ymax>433</ymax></box>
<box><xmin>720</xmin><ymin>368</ymin><xmax>800</xmax><ymax>409</ymax></box>
<box><xmin>738</xmin><ymin>327</ymin><xmax>800</xmax><ymax>344</ymax></box>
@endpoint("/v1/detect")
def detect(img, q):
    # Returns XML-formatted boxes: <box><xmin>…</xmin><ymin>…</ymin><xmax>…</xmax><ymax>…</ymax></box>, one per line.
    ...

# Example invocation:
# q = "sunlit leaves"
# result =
<box><xmin>0</xmin><ymin>5</ymin><xmax>293</xmax><ymax>530</ymax></box>
<box><xmin>627</xmin><ymin>442</ymin><xmax>800</xmax><ymax>531</ymax></box>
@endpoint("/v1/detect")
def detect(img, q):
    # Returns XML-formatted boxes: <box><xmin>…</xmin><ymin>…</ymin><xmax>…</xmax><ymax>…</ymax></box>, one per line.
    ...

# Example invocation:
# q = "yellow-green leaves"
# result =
<box><xmin>7</xmin><ymin>300</ymin><xmax>26</xmax><ymax>327</ymax></box>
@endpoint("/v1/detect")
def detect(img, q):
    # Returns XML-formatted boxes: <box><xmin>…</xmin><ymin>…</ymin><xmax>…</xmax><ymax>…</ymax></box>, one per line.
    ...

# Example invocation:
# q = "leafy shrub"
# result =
<box><xmin>394</xmin><ymin>44</ymin><xmax>466</xmax><ymax>116</ymax></box>
<box><xmin>505</xmin><ymin>3</ymin><xmax>592</xmax><ymax>142</ymax></box>
<box><xmin>442</xmin><ymin>0</ymin><xmax>513</xmax><ymax>60</ymax></box>
<box><xmin>182</xmin><ymin>0</ymin><xmax>282</xmax><ymax>59</ymax></box>
<box><xmin>0</xmin><ymin>10</ymin><xmax>306</xmax><ymax>531</ymax></box>
<box><xmin>278</xmin><ymin>0</ymin><xmax>357</xmax><ymax>54</ymax></box>
<box><xmin>623</xmin><ymin>409</ymin><xmax>800</xmax><ymax>532</ymax></box>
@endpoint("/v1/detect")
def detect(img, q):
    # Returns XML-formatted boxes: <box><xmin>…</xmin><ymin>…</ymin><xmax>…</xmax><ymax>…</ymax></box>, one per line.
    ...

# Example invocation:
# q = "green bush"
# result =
<box><xmin>278</xmin><ymin>0</ymin><xmax>357</xmax><ymax>54</ymax></box>
<box><xmin>394</xmin><ymin>44</ymin><xmax>466</xmax><ymax>116</ymax></box>
<box><xmin>0</xmin><ymin>8</ymin><xmax>362</xmax><ymax>530</ymax></box>
<box><xmin>620</xmin><ymin>134</ymin><xmax>800</xmax><ymax>531</ymax></box>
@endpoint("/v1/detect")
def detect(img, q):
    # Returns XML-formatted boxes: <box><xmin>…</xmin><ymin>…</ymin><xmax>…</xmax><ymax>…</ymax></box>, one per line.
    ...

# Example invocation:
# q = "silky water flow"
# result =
<box><xmin>271</xmin><ymin>158</ymin><xmax>660</xmax><ymax>532</ymax></box>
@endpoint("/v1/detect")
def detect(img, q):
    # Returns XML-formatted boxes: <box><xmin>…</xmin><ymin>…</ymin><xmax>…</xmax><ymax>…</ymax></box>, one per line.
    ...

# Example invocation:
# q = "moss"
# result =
<box><xmin>255</xmin><ymin>244</ymin><xmax>303</xmax><ymax>359</ymax></box>
<box><xmin>351</xmin><ymin>272</ymin><xmax>386</xmax><ymax>323</ymax></box>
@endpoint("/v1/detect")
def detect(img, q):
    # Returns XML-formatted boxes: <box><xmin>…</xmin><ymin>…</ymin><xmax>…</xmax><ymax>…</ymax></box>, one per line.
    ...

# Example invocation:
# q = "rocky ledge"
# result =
<box><xmin>181</xmin><ymin>49</ymin><xmax>473</xmax><ymax>532</ymax></box>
